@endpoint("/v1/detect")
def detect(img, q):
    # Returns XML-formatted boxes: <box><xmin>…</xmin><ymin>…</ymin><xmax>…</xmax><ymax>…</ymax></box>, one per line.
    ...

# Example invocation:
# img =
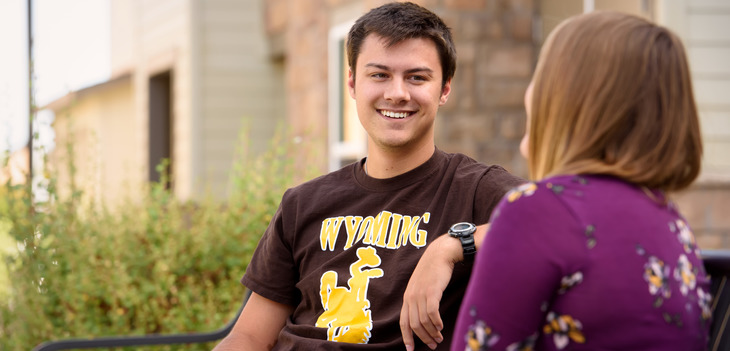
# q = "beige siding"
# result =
<box><xmin>695</xmin><ymin>80</ymin><xmax>730</xmax><ymax>107</ymax></box>
<box><xmin>96</xmin><ymin>80</ymin><xmax>140</xmax><ymax>205</ymax></box>
<box><xmin>49</xmin><ymin>77</ymin><xmax>138</xmax><ymax>206</ymax></box>
<box><xmin>51</xmin><ymin>102</ymin><xmax>99</xmax><ymax>202</ymax></box>
<box><xmin>199</xmin><ymin>0</ymin><xmax>285</xmax><ymax>199</ymax></box>
<box><xmin>110</xmin><ymin>0</ymin><xmax>136</xmax><ymax>76</ymax></box>
<box><xmin>110</xmin><ymin>0</ymin><xmax>198</xmax><ymax>200</ymax></box>
<box><xmin>657</xmin><ymin>0</ymin><xmax>730</xmax><ymax>179</ymax></box>
<box><xmin>687</xmin><ymin>14</ymin><xmax>730</xmax><ymax>42</ymax></box>
<box><xmin>689</xmin><ymin>47</ymin><xmax>730</xmax><ymax>76</ymax></box>
<box><xmin>688</xmin><ymin>0</ymin><xmax>730</xmax><ymax>8</ymax></box>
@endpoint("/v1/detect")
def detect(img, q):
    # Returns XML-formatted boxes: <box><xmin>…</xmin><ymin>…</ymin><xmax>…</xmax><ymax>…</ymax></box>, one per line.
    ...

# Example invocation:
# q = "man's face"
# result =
<box><xmin>348</xmin><ymin>34</ymin><xmax>451</xmax><ymax>153</ymax></box>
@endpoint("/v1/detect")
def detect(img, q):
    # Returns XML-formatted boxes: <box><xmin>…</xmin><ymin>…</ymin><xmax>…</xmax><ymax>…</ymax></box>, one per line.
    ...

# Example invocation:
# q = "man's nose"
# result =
<box><xmin>384</xmin><ymin>79</ymin><xmax>410</xmax><ymax>103</ymax></box>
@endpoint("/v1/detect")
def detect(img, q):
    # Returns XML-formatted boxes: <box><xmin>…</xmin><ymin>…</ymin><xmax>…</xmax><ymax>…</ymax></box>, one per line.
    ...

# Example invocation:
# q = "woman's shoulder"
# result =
<box><xmin>492</xmin><ymin>177</ymin><xmax>575</xmax><ymax>223</ymax></box>
<box><xmin>492</xmin><ymin>174</ymin><xmax>618</xmax><ymax>226</ymax></box>
<box><xmin>500</xmin><ymin>175</ymin><xmax>577</xmax><ymax>206</ymax></box>
<box><xmin>502</xmin><ymin>174</ymin><xmax>635</xmax><ymax>206</ymax></box>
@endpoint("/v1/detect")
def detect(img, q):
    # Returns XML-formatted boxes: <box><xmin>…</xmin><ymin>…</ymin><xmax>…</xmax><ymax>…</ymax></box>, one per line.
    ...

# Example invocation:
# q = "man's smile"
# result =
<box><xmin>379</xmin><ymin>109</ymin><xmax>414</xmax><ymax>119</ymax></box>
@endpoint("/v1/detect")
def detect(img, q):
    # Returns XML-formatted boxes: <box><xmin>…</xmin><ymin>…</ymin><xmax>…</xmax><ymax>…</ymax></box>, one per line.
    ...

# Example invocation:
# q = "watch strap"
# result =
<box><xmin>459</xmin><ymin>235</ymin><xmax>476</xmax><ymax>262</ymax></box>
<box><xmin>449</xmin><ymin>222</ymin><xmax>477</xmax><ymax>263</ymax></box>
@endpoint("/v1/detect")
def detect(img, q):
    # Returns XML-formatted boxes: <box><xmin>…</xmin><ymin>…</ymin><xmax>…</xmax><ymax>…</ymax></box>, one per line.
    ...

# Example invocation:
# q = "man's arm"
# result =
<box><xmin>213</xmin><ymin>292</ymin><xmax>294</xmax><ymax>351</ymax></box>
<box><xmin>399</xmin><ymin>224</ymin><xmax>489</xmax><ymax>351</ymax></box>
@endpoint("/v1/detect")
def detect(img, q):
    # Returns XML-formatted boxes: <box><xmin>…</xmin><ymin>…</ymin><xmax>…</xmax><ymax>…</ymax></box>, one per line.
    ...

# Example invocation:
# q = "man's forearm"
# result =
<box><xmin>212</xmin><ymin>330</ymin><xmax>277</xmax><ymax>351</ymax></box>
<box><xmin>212</xmin><ymin>335</ymin><xmax>242</xmax><ymax>351</ymax></box>
<box><xmin>474</xmin><ymin>223</ymin><xmax>490</xmax><ymax>251</ymax></box>
<box><xmin>211</xmin><ymin>292</ymin><xmax>292</xmax><ymax>351</ymax></box>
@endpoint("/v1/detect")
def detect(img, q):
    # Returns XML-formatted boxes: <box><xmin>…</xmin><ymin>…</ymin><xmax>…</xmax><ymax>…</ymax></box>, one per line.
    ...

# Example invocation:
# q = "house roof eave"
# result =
<box><xmin>40</xmin><ymin>70</ymin><xmax>133</xmax><ymax>112</ymax></box>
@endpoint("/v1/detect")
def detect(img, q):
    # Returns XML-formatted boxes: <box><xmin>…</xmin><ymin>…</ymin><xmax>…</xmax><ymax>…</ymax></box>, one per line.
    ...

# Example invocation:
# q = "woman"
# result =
<box><xmin>452</xmin><ymin>11</ymin><xmax>710</xmax><ymax>351</ymax></box>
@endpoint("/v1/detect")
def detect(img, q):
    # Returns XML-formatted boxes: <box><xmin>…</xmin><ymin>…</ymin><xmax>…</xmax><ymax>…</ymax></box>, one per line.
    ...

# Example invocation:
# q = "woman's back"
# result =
<box><xmin>453</xmin><ymin>174</ymin><xmax>711</xmax><ymax>350</ymax></box>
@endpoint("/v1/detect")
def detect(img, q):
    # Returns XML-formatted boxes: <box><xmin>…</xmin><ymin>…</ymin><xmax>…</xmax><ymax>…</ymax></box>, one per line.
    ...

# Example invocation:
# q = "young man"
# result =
<box><xmin>213</xmin><ymin>2</ymin><xmax>523</xmax><ymax>350</ymax></box>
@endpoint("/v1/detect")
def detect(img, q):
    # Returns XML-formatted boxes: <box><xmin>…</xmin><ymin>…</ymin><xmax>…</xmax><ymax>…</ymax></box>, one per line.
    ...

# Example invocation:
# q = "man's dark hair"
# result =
<box><xmin>346</xmin><ymin>1</ymin><xmax>457</xmax><ymax>88</ymax></box>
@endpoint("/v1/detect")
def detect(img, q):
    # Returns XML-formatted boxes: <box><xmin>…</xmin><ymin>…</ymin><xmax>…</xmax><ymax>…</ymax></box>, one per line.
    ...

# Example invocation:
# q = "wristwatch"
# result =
<box><xmin>448</xmin><ymin>222</ymin><xmax>477</xmax><ymax>263</ymax></box>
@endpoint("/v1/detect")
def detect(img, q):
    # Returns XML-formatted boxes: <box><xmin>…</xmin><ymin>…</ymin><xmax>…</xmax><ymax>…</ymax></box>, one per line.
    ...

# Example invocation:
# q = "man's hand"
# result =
<box><xmin>400</xmin><ymin>224</ymin><xmax>489</xmax><ymax>351</ymax></box>
<box><xmin>400</xmin><ymin>234</ymin><xmax>460</xmax><ymax>350</ymax></box>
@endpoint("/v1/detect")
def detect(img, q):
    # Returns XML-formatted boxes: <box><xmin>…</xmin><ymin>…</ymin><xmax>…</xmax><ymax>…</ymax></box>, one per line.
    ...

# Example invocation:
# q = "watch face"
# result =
<box><xmin>450</xmin><ymin>222</ymin><xmax>476</xmax><ymax>237</ymax></box>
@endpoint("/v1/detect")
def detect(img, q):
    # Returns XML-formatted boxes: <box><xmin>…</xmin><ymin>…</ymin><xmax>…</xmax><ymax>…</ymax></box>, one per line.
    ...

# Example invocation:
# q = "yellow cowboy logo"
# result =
<box><xmin>316</xmin><ymin>246</ymin><xmax>384</xmax><ymax>343</ymax></box>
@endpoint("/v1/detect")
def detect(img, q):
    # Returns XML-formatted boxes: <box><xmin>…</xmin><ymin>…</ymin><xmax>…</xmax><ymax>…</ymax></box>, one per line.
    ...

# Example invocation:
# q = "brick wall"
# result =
<box><xmin>264</xmin><ymin>0</ymin><xmax>536</xmax><ymax>177</ymax></box>
<box><xmin>265</xmin><ymin>0</ymin><xmax>331</xmax><ymax>173</ymax></box>
<box><xmin>435</xmin><ymin>0</ymin><xmax>534</xmax><ymax>178</ymax></box>
<box><xmin>675</xmin><ymin>182</ymin><xmax>730</xmax><ymax>250</ymax></box>
<box><xmin>263</xmin><ymin>0</ymin><xmax>729</xmax><ymax>249</ymax></box>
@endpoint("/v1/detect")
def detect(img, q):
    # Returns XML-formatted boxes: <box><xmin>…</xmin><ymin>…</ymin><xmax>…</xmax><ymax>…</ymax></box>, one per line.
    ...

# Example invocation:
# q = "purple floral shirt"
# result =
<box><xmin>452</xmin><ymin>174</ymin><xmax>711</xmax><ymax>351</ymax></box>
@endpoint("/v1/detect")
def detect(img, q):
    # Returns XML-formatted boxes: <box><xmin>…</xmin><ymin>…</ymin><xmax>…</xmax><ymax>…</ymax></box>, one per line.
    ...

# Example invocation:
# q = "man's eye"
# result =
<box><xmin>409</xmin><ymin>75</ymin><xmax>427</xmax><ymax>82</ymax></box>
<box><xmin>371</xmin><ymin>73</ymin><xmax>387</xmax><ymax>79</ymax></box>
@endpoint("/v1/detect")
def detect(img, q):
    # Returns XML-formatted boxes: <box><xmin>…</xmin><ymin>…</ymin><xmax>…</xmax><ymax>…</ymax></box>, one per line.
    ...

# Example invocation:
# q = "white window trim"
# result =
<box><xmin>327</xmin><ymin>19</ymin><xmax>367</xmax><ymax>172</ymax></box>
<box><xmin>583</xmin><ymin>0</ymin><xmax>595</xmax><ymax>13</ymax></box>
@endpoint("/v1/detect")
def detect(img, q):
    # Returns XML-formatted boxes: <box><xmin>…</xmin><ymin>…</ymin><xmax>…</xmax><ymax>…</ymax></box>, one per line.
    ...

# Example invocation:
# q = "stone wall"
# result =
<box><xmin>675</xmin><ymin>183</ymin><xmax>730</xmax><ymax>250</ymax></box>
<box><xmin>263</xmin><ymin>0</ymin><xmax>536</xmax><ymax>178</ymax></box>
<box><xmin>264</xmin><ymin>0</ymin><xmax>332</xmax><ymax>173</ymax></box>
<box><xmin>262</xmin><ymin>0</ymin><xmax>729</xmax><ymax>250</ymax></box>
<box><xmin>434</xmin><ymin>0</ymin><xmax>534</xmax><ymax>178</ymax></box>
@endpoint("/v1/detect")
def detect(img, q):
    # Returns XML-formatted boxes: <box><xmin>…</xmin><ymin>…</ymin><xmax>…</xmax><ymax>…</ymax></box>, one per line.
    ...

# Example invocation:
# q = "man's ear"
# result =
<box><xmin>347</xmin><ymin>68</ymin><xmax>356</xmax><ymax>99</ymax></box>
<box><xmin>439</xmin><ymin>79</ymin><xmax>452</xmax><ymax>105</ymax></box>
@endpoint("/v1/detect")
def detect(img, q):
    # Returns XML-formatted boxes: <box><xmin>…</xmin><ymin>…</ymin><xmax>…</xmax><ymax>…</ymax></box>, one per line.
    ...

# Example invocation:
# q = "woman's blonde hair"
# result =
<box><xmin>527</xmin><ymin>11</ymin><xmax>702</xmax><ymax>192</ymax></box>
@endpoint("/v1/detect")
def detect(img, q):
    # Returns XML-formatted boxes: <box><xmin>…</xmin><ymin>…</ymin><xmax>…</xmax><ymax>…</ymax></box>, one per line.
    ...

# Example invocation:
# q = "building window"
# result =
<box><xmin>328</xmin><ymin>20</ymin><xmax>366</xmax><ymax>171</ymax></box>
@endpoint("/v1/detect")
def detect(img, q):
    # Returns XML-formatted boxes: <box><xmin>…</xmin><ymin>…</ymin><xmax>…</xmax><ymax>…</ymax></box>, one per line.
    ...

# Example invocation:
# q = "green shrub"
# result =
<box><xmin>0</xmin><ymin>128</ymin><xmax>320</xmax><ymax>350</ymax></box>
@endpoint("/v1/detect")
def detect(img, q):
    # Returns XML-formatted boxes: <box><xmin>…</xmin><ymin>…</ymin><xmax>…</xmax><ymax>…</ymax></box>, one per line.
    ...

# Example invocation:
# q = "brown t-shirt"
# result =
<box><xmin>242</xmin><ymin>149</ymin><xmax>524</xmax><ymax>350</ymax></box>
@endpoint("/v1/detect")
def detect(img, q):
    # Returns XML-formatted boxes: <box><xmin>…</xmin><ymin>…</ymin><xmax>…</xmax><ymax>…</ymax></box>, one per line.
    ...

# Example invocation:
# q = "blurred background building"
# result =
<box><xmin>43</xmin><ymin>0</ymin><xmax>283</xmax><ymax>204</ymax></box>
<box><xmin>30</xmin><ymin>0</ymin><xmax>730</xmax><ymax>247</ymax></box>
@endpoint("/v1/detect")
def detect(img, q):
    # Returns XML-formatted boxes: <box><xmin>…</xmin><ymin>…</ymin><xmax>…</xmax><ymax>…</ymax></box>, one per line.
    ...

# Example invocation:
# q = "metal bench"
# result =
<box><xmin>703</xmin><ymin>250</ymin><xmax>730</xmax><ymax>351</ymax></box>
<box><xmin>33</xmin><ymin>250</ymin><xmax>730</xmax><ymax>350</ymax></box>
<box><xmin>32</xmin><ymin>290</ymin><xmax>251</xmax><ymax>351</ymax></box>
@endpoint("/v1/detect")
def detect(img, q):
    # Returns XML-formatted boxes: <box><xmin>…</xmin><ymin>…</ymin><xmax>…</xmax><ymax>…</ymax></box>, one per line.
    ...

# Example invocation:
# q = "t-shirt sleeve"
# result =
<box><xmin>452</xmin><ymin>182</ymin><xmax>584</xmax><ymax>350</ymax></box>
<box><xmin>241</xmin><ymin>192</ymin><xmax>300</xmax><ymax>306</ymax></box>
<box><xmin>474</xmin><ymin>165</ymin><xmax>526</xmax><ymax>223</ymax></box>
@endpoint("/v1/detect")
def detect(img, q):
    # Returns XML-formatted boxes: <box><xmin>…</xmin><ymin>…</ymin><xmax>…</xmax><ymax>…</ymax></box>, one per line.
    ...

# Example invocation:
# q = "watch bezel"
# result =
<box><xmin>449</xmin><ymin>222</ymin><xmax>477</xmax><ymax>238</ymax></box>
<box><xmin>449</xmin><ymin>222</ymin><xmax>477</xmax><ymax>263</ymax></box>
